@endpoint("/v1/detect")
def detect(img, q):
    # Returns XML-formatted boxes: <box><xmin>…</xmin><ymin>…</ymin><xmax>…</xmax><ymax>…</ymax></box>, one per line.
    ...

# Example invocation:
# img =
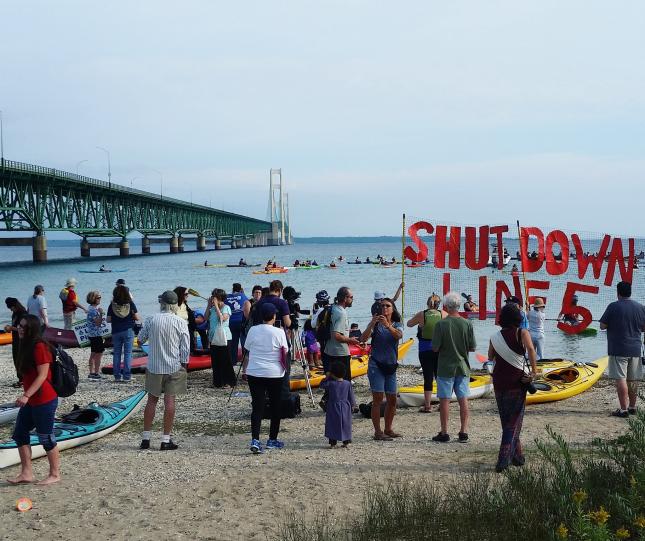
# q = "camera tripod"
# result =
<box><xmin>290</xmin><ymin>329</ymin><xmax>317</xmax><ymax>408</ymax></box>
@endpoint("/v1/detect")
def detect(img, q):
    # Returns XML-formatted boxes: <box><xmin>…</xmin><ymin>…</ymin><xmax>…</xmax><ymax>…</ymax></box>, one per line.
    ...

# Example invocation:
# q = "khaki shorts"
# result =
<box><xmin>145</xmin><ymin>368</ymin><xmax>187</xmax><ymax>397</ymax></box>
<box><xmin>608</xmin><ymin>356</ymin><xmax>643</xmax><ymax>381</ymax></box>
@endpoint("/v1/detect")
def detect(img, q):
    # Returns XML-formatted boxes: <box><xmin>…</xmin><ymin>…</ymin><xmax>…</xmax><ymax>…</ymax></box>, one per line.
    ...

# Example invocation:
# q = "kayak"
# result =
<box><xmin>290</xmin><ymin>338</ymin><xmax>414</xmax><ymax>391</ymax></box>
<box><xmin>193</xmin><ymin>264</ymin><xmax>227</xmax><ymax>268</ymax></box>
<box><xmin>295</xmin><ymin>265</ymin><xmax>321</xmax><ymax>270</ymax></box>
<box><xmin>102</xmin><ymin>350</ymin><xmax>212</xmax><ymax>374</ymax></box>
<box><xmin>0</xmin><ymin>403</ymin><xmax>19</xmax><ymax>426</ymax></box>
<box><xmin>560</xmin><ymin>327</ymin><xmax>598</xmax><ymax>337</ymax></box>
<box><xmin>78</xmin><ymin>269</ymin><xmax>128</xmax><ymax>273</ymax></box>
<box><xmin>252</xmin><ymin>268</ymin><xmax>288</xmax><ymax>274</ymax></box>
<box><xmin>397</xmin><ymin>375</ymin><xmax>494</xmax><ymax>406</ymax></box>
<box><xmin>348</xmin><ymin>337</ymin><xmax>414</xmax><ymax>358</ymax></box>
<box><xmin>226</xmin><ymin>264</ymin><xmax>261</xmax><ymax>268</ymax></box>
<box><xmin>43</xmin><ymin>327</ymin><xmax>80</xmax><ymax>348</ymax></box>
<box><xmin>0</xmin><ymin>391</ymin><xmax>146</xmax><ymax>469</ymax></box>
<box><xmin>526</xmin><ymin>356</ymin><xmax>608</xmax><ymax>405</ymax></box>
<box><xmin>325</xmin><ymin>265</ymin><xmax>339</xmax><ymax>269</ymax></box>
<box><xmin>0</xmin><ymin>332</ymin><xmax>12</xmax><ymax>346</ymax></box>
<box><xmin>459</xmin><ymin>310</ymin><xmax>497</xmax><ymax>320</ymax></box>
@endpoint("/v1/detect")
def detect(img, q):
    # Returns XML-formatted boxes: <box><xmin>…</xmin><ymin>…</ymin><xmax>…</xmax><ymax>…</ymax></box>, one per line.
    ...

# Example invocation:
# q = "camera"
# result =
<box><xmin>524</xmin><ymin>381</ymin><xmax>537</xmax><ymax>394</ymax></box>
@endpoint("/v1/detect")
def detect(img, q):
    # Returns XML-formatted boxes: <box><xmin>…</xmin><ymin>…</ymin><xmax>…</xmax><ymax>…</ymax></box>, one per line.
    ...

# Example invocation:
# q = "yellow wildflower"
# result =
<box><xmin>634</xmin><ymin>516</ymin><xmax>645</xmax><ymax>529</ymax></box>
<box><xmin>630</xmin><ymin>476</ymin><xmax>637</xmax><ymax>487</ymax></box>
<box><xmin>616</xmin><ymin>527</ymin><xmax>631</xmax><ymax>539</ymax></box>
<box><xmin>588</xmin><ymin>506</ymin><xmax>610</xmax><ymax>525</ymax></box>
<box><xmin>572</xmin><ymin>490</ymin><xmax>588</xmax><ymax>505</ymax></box>
<box><xmin>555</xmin><ymin>523</ymin><xmax>568</xmax><ymax>539</ymax></box>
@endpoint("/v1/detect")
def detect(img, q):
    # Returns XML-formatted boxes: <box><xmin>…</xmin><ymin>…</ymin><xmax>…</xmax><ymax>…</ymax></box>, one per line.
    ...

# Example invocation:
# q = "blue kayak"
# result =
<box><xmin>78</xmin><ymin>269</ymin><xmax>128</xmax><ymax>273</ymax></box>
<box><xmin>0</xmin><ymin>391</ymin><xmax>146</xmax><ymax>469</ymax></box>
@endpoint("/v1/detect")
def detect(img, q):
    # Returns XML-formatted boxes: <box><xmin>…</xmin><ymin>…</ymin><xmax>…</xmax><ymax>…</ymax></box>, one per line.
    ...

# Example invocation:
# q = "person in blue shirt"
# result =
<box><xmin>225</xmin><ymin>283</ymin><xmax>250</xmax><ymax>364</ymax></box>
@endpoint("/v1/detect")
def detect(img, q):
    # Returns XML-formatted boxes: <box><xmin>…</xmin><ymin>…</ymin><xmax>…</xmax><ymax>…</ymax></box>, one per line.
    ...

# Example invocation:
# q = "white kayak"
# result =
<box><xmin>397</xmin><ymin>375</ymin><xmax>494</xmax><ymax>407</ymax></box>
<box><xmin>0</xmin><ymin>403</ymin><xmax>19</xmax><ymax>426</ymax></box>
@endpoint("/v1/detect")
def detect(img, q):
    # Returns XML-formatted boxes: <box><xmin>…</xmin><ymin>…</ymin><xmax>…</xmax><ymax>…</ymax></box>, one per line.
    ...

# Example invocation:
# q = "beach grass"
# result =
<box><xmin>279</xmin><ymin>411</ymin><xmax>645</xmax><ymax>541</ymax></box>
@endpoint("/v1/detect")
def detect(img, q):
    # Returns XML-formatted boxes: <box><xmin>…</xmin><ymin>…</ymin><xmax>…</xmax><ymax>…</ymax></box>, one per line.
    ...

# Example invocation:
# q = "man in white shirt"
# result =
<box><xmin>138</xmin><ymin>290</ymin><xmax>190</xmax><ymax>451</ymax></box>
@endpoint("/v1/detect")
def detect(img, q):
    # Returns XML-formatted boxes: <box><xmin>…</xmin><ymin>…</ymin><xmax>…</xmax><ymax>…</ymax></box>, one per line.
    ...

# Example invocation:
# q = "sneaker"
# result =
<box><xmin>250</xmin><ymin>439</ymin><xmax>264</xmax><ymax>454</ymax></box>
<box><xmin>458</xmin><ymin>432</ymin><xmax>469</xmax><ymax>443</ymax></box>
<box><xmin>139</xmin><ymin>439</ymin><xmax>150</xmax><ymax>450</ymax></box>
<box><xmin>432</xmin><ymin>432</ymin><xmax>450</xmax><ymax>443</ymax></box>
<box><xmin>266</xmin><ymin>439</ymin><xmax>285</xmax><ymax>450</ymax></box>
<box><xmin>628</xmin><ymin>407</ymin><xmax>637</xmax><ymax>415</ymax></box>
<box><xmin>611</xmin><ymin>409</ymin><xmax>629</xmax><ymax>418</ymax></box>
<box><xmin>122</xmin><ymin>378</ymin><xmax>132</xmax><ymax>384</ymax></box>
<box><xmin>160</xmin><ymin>440</ymin><xmax>178</xmax><ymax>451</ymax></box>
<box><xmin>113</xmin><ymin>378</ymin><xmax>122</xmax><ymax>383</ymax></box>
<box><xmin>88</xmin><ymin>373</ymin><xmax>99</xmax><ymax>380</ymax></box>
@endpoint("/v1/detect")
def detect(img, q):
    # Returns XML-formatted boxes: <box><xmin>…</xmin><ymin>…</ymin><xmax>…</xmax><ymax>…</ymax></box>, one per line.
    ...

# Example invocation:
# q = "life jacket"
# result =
<box><xmin>418</xmin><ymin>309</ymin><xmax>441</xmax><ymax>340</ymax></box>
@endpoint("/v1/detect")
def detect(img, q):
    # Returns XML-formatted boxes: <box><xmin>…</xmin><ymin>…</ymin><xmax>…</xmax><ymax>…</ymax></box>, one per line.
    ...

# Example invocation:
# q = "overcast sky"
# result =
<box><xmin>1</xmin><ymin>1</ymin><xmax>644</xmax><ymax>236</ymax></box>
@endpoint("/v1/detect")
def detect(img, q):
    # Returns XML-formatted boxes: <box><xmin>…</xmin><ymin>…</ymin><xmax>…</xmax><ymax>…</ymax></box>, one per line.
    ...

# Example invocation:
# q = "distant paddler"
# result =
<box><xmin>99</xmin><ymin>264</ymin><xmax>111</xmax><ymax>272</ymax></box>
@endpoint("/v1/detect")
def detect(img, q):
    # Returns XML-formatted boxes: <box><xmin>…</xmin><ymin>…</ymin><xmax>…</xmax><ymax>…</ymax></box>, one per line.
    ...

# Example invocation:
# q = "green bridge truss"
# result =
<box><xmin>0</xmin><ymin>159</ymin><xmax>271</xmax><ymax>239</ymax></box>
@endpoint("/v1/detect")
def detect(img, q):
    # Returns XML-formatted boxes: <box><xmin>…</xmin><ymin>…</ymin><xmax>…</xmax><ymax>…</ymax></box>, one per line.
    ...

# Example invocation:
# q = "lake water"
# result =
<box><xmin>1</xmin><ymin>240</ymin><xmax>640</xmax><ymax>366</ymax></box>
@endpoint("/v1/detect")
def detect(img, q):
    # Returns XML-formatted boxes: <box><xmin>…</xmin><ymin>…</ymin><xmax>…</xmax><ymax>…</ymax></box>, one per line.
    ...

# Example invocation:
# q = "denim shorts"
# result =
<box><xmin>13</xmin><ymin>397</ymin><xmax>58</xmax><ymax>450</ymax></box>
<box><xmin>368</xmin><ymin>361</ymin><xmax>397</xmax><ymax>395</ymax></box>
<box><xmin>436</xmin><ymin>375</ymin><xmax>470</xmax><ymax>400</ymax></box>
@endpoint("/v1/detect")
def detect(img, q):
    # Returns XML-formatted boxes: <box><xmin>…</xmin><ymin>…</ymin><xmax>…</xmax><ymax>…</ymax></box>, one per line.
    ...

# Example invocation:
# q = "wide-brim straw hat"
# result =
<box><xmin>65</xmin><ymin>278</ymin><xmax>77</xmax><ymax>287</ymax></box>
<box><xmin>533</xmin><ymin>298</ymin><xmax>545</xmax><ymax>308</ymax></box>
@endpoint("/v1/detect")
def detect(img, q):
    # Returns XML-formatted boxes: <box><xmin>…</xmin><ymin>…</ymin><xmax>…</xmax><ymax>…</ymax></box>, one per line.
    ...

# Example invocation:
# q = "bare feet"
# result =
<box><xmin>36</xmin><ymin>474</ymin><xmax>61</xmax><ymax>486</ymax></box>
<box><xmin>7</xmin><ymin>473</ymin><xmax>34</xmax><ymax>485</ymax></box>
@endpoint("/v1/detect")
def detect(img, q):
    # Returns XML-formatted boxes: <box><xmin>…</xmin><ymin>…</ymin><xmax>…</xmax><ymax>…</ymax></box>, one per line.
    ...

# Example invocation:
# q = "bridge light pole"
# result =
<box><xmin>76</xmin><ymin>159</ymin><xmax>88</xmax><ymax>176</ymax></box>
<box><xmin>0</xmin><ymin>109</ymin><xmax>4</xmax><ymax>166</ymax></box>
<box><xmin>130</xmin><ymin>176</ymin><xmax>139</xmax><ymax>189</ymax></box>
<box><xmin>96</xmin><ymin>146</ymin><xmax>111</xmax><ymax>188</ymax></box>
<box><xmin>151</xmin><ymin>168</ymin><xmax>163</xmax><ymax>200</ymax></box>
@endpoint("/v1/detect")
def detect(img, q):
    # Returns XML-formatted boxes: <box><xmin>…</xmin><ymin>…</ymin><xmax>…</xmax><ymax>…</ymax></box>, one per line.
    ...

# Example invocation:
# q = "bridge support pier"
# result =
<box><xmin>32</xmin><ymin>233</ymin><xmax>47</xmax><ymax>263</ymax></box>
<box><xmin>81</xmin><ymin>238</ymin><xmax>91</xmax><ymax>257</ymax></box>
<box><xmin>247</xmin><ymin>237</ymin><xmax>254</xmax><ymax>248</ymax></box>
<box><xmin>215</xmin><ymin>240</ymin><xmax>221</xmax><ymax>250</ymax></box>
<box><xmin>120</xmin><ymin>239</ymin><xmax>130</xmax><ymax>257</ymax></box>
<box><xmin>197</xmin><ymin>235</ymin><xmax>206</xmax><ymax>252</ymax></box>
<box><xmin>170</xmin><ymin>236</ymin><xmax>179</xmax><ymax>254</ymax></box>
<box><xmin>142</xmin><ymin>236</ymin><xmax>150</xmax><ymax>254</ymax></box>
<box><xmin>177</xmin><ymin>236</ymin><xmax>184</xmax><ymax>253</ymax></box>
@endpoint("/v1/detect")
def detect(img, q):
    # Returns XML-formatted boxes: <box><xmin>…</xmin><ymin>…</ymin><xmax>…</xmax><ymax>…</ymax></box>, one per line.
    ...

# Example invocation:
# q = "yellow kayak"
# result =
<box><xmin>526</xmin><ymin>356</ymin><xmax>608</xmax><ymax>404</ymax></box>
<box><xmin>397</xmin><ymin>375</ymin><xmax>494</xmax><ymax>406</ymax></box>
<box><xmin>290</xmin><ymin>338</ymin><xmax>414</xmax><ymax>391</ymax></box>
<box><xmin>0</xmin><ymin>332</ymin><xmax>12</xmax><ymax>346</ymax></box>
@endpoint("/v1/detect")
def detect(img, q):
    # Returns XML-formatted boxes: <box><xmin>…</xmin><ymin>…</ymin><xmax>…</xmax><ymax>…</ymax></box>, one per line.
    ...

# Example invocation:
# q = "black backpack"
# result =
<box><xmin>51</xmin><ymin>345</ymin><xmax>79</xmax><ymax>397</ymax></box>
<box><xmin>315</xmin><ymin>305</ymin><xmax>333</xmax><ymax>350</ymax></box>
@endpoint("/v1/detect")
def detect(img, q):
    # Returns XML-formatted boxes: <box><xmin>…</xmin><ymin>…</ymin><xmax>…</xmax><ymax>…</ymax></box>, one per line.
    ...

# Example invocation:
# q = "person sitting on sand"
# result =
<box><xmin>8</xmin><ymin>314</ymin><xmax>61</xmax><ymax>486</ymax></box>
<box><xmin>431</xmin><ymin>291</ymin><xmax>476</xmax><ymax>443</ymax></box>
<box><xmin>322</xmin><ymin>360</ymin><xmax>356</xmax><ymax>448</ymax></box>
<box><xmin>138</xmin><ymin>290</ymin><xmax>190</xmax><ymax>451</ymax></box>
<box><xmin>463</xmin><ymin>294</ymin><xmax>478</xmax><ymax>312</ymax></box>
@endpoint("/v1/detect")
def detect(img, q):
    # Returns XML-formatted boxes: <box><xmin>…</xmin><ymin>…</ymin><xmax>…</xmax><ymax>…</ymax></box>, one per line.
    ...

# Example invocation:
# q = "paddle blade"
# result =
<box><xmin>188</xmin><ymin>288</ymin><xmax>201</xmax><ymax>297</ymax></box>
<box><xmin>475</xmin><ymin>353</ymin><xmax>488</xmax><ymax>364</ymax></box>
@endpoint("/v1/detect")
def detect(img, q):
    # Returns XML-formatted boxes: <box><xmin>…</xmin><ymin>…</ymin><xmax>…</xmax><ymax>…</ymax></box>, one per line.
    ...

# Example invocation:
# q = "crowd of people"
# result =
<box><xmin>3</xmin><ymin>272</ymin><xmax>644</xmax><ymax>484</ymax></box>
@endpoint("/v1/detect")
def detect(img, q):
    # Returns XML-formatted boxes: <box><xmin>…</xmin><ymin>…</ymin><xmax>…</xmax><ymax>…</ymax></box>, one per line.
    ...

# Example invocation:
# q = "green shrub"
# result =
<box><xmin>279</xmin><ymin>410</ymin><xmax>645</xmax><ymax>541</ymax></box>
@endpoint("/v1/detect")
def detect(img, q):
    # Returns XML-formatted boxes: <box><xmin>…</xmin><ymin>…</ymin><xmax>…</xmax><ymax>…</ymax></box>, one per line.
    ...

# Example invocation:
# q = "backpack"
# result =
<box><xmin>59</xmin><ymin>288</ymin><xmax>69</xmax><ymax>302</ymax></box>
<box><xmin>417</xmin><ymin>309</ymin><xmax>442</xmax><ymax>340</ymax></box>
<box><xmin>242</xmin><ymin>302</ymin><xmax>260</xmax><ymax>340</ymax></box>
<box><xmin>51</xmin><ymin>345</ymin><xmax>79</xmax><ymax>397</ymax></box>
<box><xmin>315</xmin><ymin>305</ymin><xmax>333</xmax><ymax>350</ymax></box>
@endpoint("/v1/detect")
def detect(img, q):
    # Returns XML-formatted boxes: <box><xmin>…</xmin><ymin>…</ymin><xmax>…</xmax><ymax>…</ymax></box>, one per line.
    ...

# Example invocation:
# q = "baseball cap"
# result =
<box><xmin>158</xmin><ymin>290</ymin><xmax>178</xmax><ymax>304</ymax></box>
<box><xmin>505</xmin><ymin>295</ymin><xmax>521</xmax><ymax>305</ymax></box>
<box><xmin>260</xmin><ymin>303</ymin><xmax>277</xmax><ymax>319</ymax></box>
<box><xmin>374</xmin><ymin>291</ymin><xmax>386</xmax><ymax>301</ymax></box>
<box><xmin>116</xmin><ymin>278</ymin><xmax>126</xmax><ymax>285</ymax></box>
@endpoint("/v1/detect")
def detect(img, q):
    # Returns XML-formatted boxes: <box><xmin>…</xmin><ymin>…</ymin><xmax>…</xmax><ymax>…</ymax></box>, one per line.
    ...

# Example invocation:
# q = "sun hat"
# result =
<box><xmin>116</xmin><ymin>278</ymin><xmax>126</xmax><ymax>285</ymax></box>
<box><xmin>374</xmin><ymin>291</ymin><xmax>386</xmax><ymax>301</ymax></box>
<box><xmin>65</xmin><ymin>278</ymin><xmax>77</xmax><ymax>287</ymax></box>
<box><xmin>533</xmin><ymin>298</ymin><xmax>545</xmax><ymax>308</ymax></box>
<box><xmin>158</xmin><ymin>290</ymin><xmax>178</xmax><ymax>305</ymax></box>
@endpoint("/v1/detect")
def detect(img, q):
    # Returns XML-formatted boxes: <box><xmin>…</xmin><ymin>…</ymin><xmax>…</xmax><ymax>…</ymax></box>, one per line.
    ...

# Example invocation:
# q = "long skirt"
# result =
<box><xmin>494</xmin><ymin>386</ymin><xmax>527</xmax><ymax>468</ymax></box>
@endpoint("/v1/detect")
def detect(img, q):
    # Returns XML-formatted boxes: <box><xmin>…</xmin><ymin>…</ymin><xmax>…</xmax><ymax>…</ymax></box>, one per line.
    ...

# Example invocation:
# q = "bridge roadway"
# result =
<box><xmin>0</xmin><ymin>158</ymin><xmax>275</xmax><ymax>262</ymax></box>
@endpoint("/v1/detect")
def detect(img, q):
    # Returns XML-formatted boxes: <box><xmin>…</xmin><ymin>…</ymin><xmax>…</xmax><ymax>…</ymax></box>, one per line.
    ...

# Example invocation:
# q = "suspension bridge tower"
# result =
<box><xmin>268</xmin><ymin>168</ymin><xmax>292</xmax><ymax>245</ymax></box>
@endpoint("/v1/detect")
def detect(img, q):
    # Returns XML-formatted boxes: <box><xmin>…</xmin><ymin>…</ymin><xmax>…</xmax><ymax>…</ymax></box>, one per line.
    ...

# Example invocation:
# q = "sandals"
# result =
<box><xmin>384</xmin><ymin>431</ymin><xmax>402</xmax><ymax>438</ymax></box>
<box><xmin>373</xmin><ymin>433</ymin><xmax>393</xmax><ymax>441</ymax></box>
<box><xmin>418</xmin><ymin>406</ymin><xmax>432</xmax><ymax>413</ymax></box>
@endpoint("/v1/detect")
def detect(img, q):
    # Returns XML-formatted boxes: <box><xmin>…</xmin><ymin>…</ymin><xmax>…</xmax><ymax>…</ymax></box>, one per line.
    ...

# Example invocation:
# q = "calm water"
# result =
<box><xmin>1</xmin><ymin>240</ymin><xmax>640</xmax><ymax>365</ymax></box>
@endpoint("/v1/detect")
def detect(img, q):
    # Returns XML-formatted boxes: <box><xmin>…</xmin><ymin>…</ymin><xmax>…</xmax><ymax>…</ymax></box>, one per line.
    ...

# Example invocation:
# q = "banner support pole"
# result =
<box><xmin>401</xmin><ymin>213</ymin><xmax>406</xmax><ymax>320</ymax></box>
<box><xmin>516</xmin><ymin>220</ymin><xmax>531</xmax><ymax>310</ymax></box>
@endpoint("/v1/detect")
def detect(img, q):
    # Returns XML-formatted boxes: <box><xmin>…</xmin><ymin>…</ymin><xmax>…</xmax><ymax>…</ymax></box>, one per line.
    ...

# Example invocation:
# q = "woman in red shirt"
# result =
<box><xmin>7</xmin><ymin>314</ymin><xmax>61</xmax><ymax>486</ymax></box>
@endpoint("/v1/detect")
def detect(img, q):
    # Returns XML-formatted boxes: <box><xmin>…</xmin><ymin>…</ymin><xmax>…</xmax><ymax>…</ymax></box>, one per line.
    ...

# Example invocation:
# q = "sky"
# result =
<box><xmin>1</xmin><ymin>1</ymin><xmax>644</xmax><ymax>237</ymax></box>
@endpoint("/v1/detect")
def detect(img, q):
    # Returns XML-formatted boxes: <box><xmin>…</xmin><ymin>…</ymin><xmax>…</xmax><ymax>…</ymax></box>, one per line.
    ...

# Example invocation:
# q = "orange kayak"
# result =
<box><xmin>0</xmin><ymin>332</ymin><xmax>12</xmax><ymax>346</ymax></box>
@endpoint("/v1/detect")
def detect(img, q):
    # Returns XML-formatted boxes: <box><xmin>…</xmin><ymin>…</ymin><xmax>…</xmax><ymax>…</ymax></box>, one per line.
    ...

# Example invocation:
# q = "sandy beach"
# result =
<box><xmin>0</xmin><ymin>344</ymin><xmax>628</xmax><ymax>541</ymax></box>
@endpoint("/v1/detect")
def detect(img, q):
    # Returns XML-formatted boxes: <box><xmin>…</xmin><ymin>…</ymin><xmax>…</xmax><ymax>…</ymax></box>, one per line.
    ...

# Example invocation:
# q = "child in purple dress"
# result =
<box><xmin>323</xmin><ymin>361</ymin><xmax>356</xmax><ymax>448</ymax></box>
<box><xmin>302</xmin><ymin>319</ymin><xmax>322</xmax><ymax>370</ymax></box>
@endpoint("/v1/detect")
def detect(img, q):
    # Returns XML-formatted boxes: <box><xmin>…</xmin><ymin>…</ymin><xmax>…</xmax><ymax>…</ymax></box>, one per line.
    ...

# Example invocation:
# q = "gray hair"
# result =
<box><xmin>160</xmin><ymin>302</ymin><xmax>179</xmax><ymax>314</ymax></box>
<box><xmin>442</xmin><ymin>291</ymin><xmax>462</xmax><ymax>312</ymax></box>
